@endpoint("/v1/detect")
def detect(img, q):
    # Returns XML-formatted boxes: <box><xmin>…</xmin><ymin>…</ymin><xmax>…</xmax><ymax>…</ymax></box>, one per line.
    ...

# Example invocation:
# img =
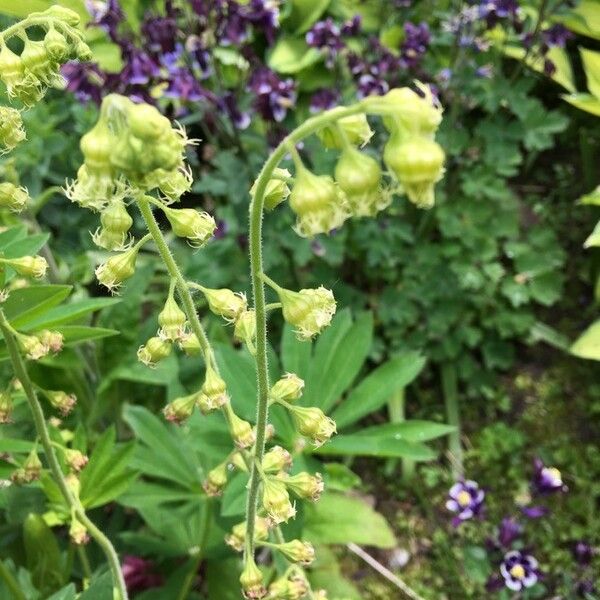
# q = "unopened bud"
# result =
<box><xmin>262</xmin><ymin>477</ymin><xmax>296</xmax><ymax>524</ymax></box>
<box><xmin>23</xmin><ymin>448</ymin><xmax>42</xmax><ymax>482</ymax></box>
<box><xmin>201</xmin><ymin>287</ymin><xmax>247</xmax><ymax>322</ymax></box>
<box><xmin>269</xmin><ymin>373</ymin><xmax>304</xmax><ymax>403</ymax></box>
<box><xmin>288</xmin><ymin>405</ymin><xmax>336</xmax><ymax>447</ymax></box>
<box><xmin>225</xmin><ymin>517</ymin><xmax>270</xmax><ymax>552</ymax></box>
<box><xmin>0</xmin><ymin>389</ymin><xmax>13</xmax><ymax>423</ymax></box>
<box><xmin>163</xmin><ymin>207</ymin><xmax>216</xmax><ymax>247</ymax></box>
<box><xmin>0</xmin><ymin>108</ymin><xmax>26</xmax><ymax>152</ymax></box>
<box><xmin>44</xmin><ymin>390</ymin><xmax>77</xmax><ymax>415</ymax></box>
<box><xmin>267</xmin><ymin>575</ymin><xmax>308</xmax><ymax>600</ymax></box>
<box><xmin>16</xmin><ymin>332</ymin><xmax>49</xmax><ymax>360</ymax></box>
<box><xmin>273</xmin><ymin>540</ymin><xmax>315</xmax><ymax>565</ymax></box>
<box><xmin>317</xmin><ymin>114</ymin><xmax>373</xmax><ymax>149</ymax></box>
<box><xmin>92</xmin><ymin>199</ymin><xmax>133</xmax><ymax>251</ymax></box>
<box><xmin>279</xmin><ymin>471</ymin><xmax>324</xmax><ymax>501</ymax></box>
<box><xmin>262</xmin><ymin>446</ymin><xmax>292</xmax><ymax>473</ymax></box>
<box><xmin>162</xmin><ymin>392</ymin><xmax>197</xmax><ymax>424</ymax></box>
<box><xmin>158</xmin><ymin>293</ymin><xmax>187</xmax><ymax>341</ymax></box>
<box><xmin>65</xmin><ymin>449</ymin><xmax>88</xmax><ymax>472</ymax></box>
<box><xmin>43</xmin><ymin>26</ymin><xmax>69</xmax><ymax>61</ymax></box>
<box><xmin>69</xmin><ymin>516</ymin><xmax>89</xmax><ymax>545</ymax></box>
<box><xmin>240</xmin><ymin>557</ymin><xmax>267</xmax><ymax>599</ymax></box>
<box><xmin>234</xmin><ymin>309</ymin><xmax>256</xmax><ymax>354</ymax></box>
<box><xmin>151</xmin><ymin>166</ymin><xmax>193</xmax><ymax>201</ymax></box>
<box><xmin>47</xmin><ymin>5</ymin><xmax>81</xmax><ymax>26</ymax></box>
<box><xmin>278</xmin><ymin>286</ymin><xmax>336</xmax><ymax>341</ymax></box>
<box><xmin>230</xmin><ymin>452</ymin><xmax>248</xmax><ymax>472</ymax></box>
<box><xmin>96</xmin><ymin>244</ymin><xmax>142</xmax><ymax>292</ymax></box>
<box><xmin>0</xmin><ymin>182</ymin><xmax>29</xmax><ymax>212</ymax></box>
<box><xmin>203</xmin><ymin>461</ymin><xmax>228</xmax><ymax>497</ymax></box>
<box><xmin>21</xmin><ymin>38</ymin><xmax>64</xmax><ymax>89</ymax></box>
<box><xmin>250</xmin><ymin>167</ymin><xmax>291</xmax><ymax>211</ymax></box>
<box><xmin>226</xmin><ymin>406</ymin><xmax>256</xmax><ymax>449</ymax></box>
<box><xmin>0</xmin><ymin>256</ymin><xmax>47</xmax><ymax>278</ymax></box>
<box><xmin>179</xmin><ymin>333</ymin><xmax>202</xmax><ymax>356</ymax></box>
<box><xmin>65</xmin><ymin>473</ymin><xmax>81</xmax><ymax>498</ymax></box>
<box><xmin>200</xmin><ymin>362</ymin><xmax>228</xmax><ymax>411</ymax></box>
<box><xmin>38</xmin><ymin>330</ymin><xmax>64</xmax><ymax>353</ymax></box>
<box><xmin>0</xmin><ymin>45</ymin><xmax>25</xmax><ymax>100</ymax></box>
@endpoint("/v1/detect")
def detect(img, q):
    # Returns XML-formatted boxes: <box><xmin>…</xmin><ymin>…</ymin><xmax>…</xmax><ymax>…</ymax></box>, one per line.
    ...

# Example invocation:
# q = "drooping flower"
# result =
<box><xmin>121</xmin><ymin>555</ymin><xmax>163</xmax><ymax>593</ymax></box>
<box><xmin>446</xmin><ymin>480</ymin><xmax>485</xmax><ymax>525</ymax></box>
<box><xmin>401</xmin><ymin>22</ymin><xmax>430</xmax><ymax>68</ymax></box>
<box><xmin>500</xmin><ymin>550</ymin><xmax>540</xmax><ymax>591</ymax></box>
<box><xmin>497</xmin><ymin>517</ymin><xmax>522</xmax><ymax>548</ymax></box>
<box><xmin>532</xmin><ymin>458</ymin><xmax>568</xmax><ymax>494</ymax></box>
<box><xmin>572</xmin><ymin>540</ymin><xmax>594</xmax><ymax>566</ymax></box>
<box><xmin>248</xmin><ymin>67</ymin><xmax>296</xmax><ymax>122</ymax></box>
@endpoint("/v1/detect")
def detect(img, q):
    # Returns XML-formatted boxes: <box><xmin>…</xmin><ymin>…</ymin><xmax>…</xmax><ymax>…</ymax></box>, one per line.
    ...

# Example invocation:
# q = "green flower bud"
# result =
<box><xmin>46</xmin><ymin>5</ymin><xmax>81</xmax><ymax>26</ymax></box>
<box><xmin>278</xmin><ymin>471</ymin><xmax>324</xmax><ymax>501</ymax></box>
<box><xmin>203</xmin><ymin>461</ymin><xmax>228</xmax><ymax>497</ymax></box>
<box><xmin>0</xmin><ymin>255</ymin><xmax>47</xmax><ymax>278</ymax></box>
<box><xmin>200</xmin><ymin>362</ymin><xmax>228</xmax><ymax>411</ymax></box>
<box><xmin>16</xmin><ymin>332</ymin><xmax>49</xmax><ymax>360</ymax></box>
<box><xmin>179</xmin><ymin>333</ymin><xmax>202</xmax><ymax>356</ymax></box>
<box><xmin>262</xmin><ymin>477</ymin><xmax>296</xmax><ymax>524</ymax></box>
<box><xmin>250</xmin><ymin>167</ymin><xmax>291</xmax><ymax>211</ymax></box>
<box><xmin>262</xmin><ymin>445</ymin><xmax>292</xmax><ymax>473</ymax></box>
<box><xmin>21</xmin><ymin>38</ymin><xmax>64</xmax><ymax>89</ymax></box>
<box><xmin>288</xmin><ymin>405</ymin><xmax>336</xmax><ymax>447</ymax></box>
<box><xmin>313</xmin><ymin>589</ymin><xmax>328</xmax><ymax>600</ymax></box>
<box><xmin>12</xmin><ymin>79</ymin><xmax>45</xmax><ymax>107</ymax></box>
<box><xmin>69</xmin><ymin>516</ymin><xmax>89</xmax><ymax>545</ymax></box>
<box><xmin>289</xmin><ymin>166</ymin><xmax>349</xmax><ymax>237</ymax></box>
<box><xmin>65</xmin><ymin>473</ymin><xmax>81</xmax><ymax>498</ymax></box>
<box><xmin>11</xmin><ymin>468</ymin><xmax>29</xmax><ymax>485</ymax></box>
<box><xmin>137</xmin><ymin>336</ymin><xmax>172</xmax><ymax>368</ymax></box>
<box><xmin>267</xmin><ymin>575</ymin><xmax>308</xmax><ymax>600</ymax></box>
<box><xmin>163</xmin><ymin>206</ymin><xmax>216</xmax><ymax>247</ymax></box>
<box><xmin>234</xmin><ymin>309</ymin><xmax>256</xmax><ymax>354</ymax></box>
<box><xmin>23</xmin><ymin>448</ymin><xmax>42</xmax><ymax>482</ymax></box>
<box><xmin>230</xmin><ymin>451</ymin><xmax>248</xmax><ymax>472</ymax></box>
<box><xmin>201</xmin><ymin>287</ymin><xmax>247</xmax><ymax>322</ymax></box>
<box><xmin>43</xmin><ymin>26</ymin><xmax>69</xmax><ymax>62</ymax></box>
<box><xmin>74</xmin><ymin>41</ymin><xmax>93</xmax><ymax>62</ymax></box>
<box><xmin>277</xmin><ymin>286</ymin><xmax>336</xmax><ymax>341</ymax></box>
<box><xmin>0</xmin><ymin>389</ymin><xmax>13</xmax><ymax>423</ymax></box>
<box><xmin>384</xmin><ymin>134</ymin><xmax>445</xmax><ymax>209</ymax></box>
<box><xmin>38</xmin><ymin>330</ymin><xmax>64</xmax><ymax>353</ymax></box>
<box><xmin>335</xmin><ymin>145</ymin><xmax>388</xmax><ymax>217</ymax></box>
<box><xmin>269</xmin><ymin>373</ymin><xmax>304</xmax><ymax>403</ymax></box>
<box><xmin>0</xmin><ymin>182</ymin><xmax>29</xmax><ymax>212</ymax></box>
<box><xmin>65</xmin><ymin>449</ymin><xmax>88</xmax><ymax>472</ymax></box>
<box><xmin>225</xmin><ymin>517</ymin><xmax>270</xmax><ymax>552</ymax></box>
<box><xmin>65</xmin><ymin>164</ymin><xmax>120</xmax><ymax>212</ymax></box>
<box><xmin>240</xmin><ymin>556</ymin><xmax>267</xmax><ymax>600</ymax></box>
<box><xmin>43</xmin><ymin>389</ymin><xmax>77</xmax><ymax>415</ymax></box>
<box><xmin>81</xmin><ymin>120</ymin><xmax>115</xmax><ymax>175</ymax></box>
<box><xmin>163</xmin><ymin>392</ymin><xmax>197</xmax><ymax>424</ymax></box>
<box><xmin>92</xmin><ymin>199</ymin><xmax>133</xmax><ymax>250</ymax></box>
<box><xmin>0</xmin><ymin>44</ymin><xmax>25</xmax><ymax>99</ymax></box>
<box><xmin>225</xmin><ymin>405</ymin><xmax>256</xmax><ymax>449</ymax></box>
<box><xmin>158</xmin><ymin>293</ymin><xmax>187</xmax><ymax>341</ymax></box>
<box><xmin>317</xmin><ymin>114</ymin><xmax>373</xmax><ymax>149</ymax></box>
<box><xmin>127</xmin><ymin>103</ymin><xmax>172</xmax><ymax>141</ymax></box>
<box><xmin>144</xmin><ymin>166</ymin><xmax>193</xmax><ymax>202</ymax></box>
<box><xmin>0</xmin><ymin>107</ymin><xmax>26</xmax><ymax>152</ymax></box>
<box><xmin>273</xmin><ymin>540</ymin><xmax>315</xmax><ymax>565</ymax></box>
<box><xmin>95</xmin><ymin>243</ymin><xmax>141</xmax><ymax>292</ymax></box>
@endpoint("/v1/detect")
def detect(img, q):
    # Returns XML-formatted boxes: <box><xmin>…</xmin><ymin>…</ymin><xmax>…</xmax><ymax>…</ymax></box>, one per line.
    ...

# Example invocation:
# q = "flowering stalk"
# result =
<box><xmin>0</xmin><ymin>308</ymin><xmax>128</xmax><ymax>600</ymax></box>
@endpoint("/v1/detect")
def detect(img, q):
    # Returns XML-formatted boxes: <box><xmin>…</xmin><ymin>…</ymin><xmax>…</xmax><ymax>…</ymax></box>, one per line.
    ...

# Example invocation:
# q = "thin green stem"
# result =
<box><xmin>0</xmin><ymin>559</ymin><xmax>26</xmax><ymax>600</ymax></box>
<box><xmin>386</xmin><ymin>388</ymin><xmax>415</xmax><ymax>481</ymax></box>
<box><xmin>441</xmin><ymin>362</ymin><xmax>463</xmax><ymax>480</ymax></box>
<box><xmin>244</xmin><ymin>102</ymin><xmax>367</xmax><ymax>562</ymax></box>
<box><xmin>260</xmin><ymin>272</ymin><xmax>283</xmax><ymax>293</ymax></box>
<box><xmin>77</xmin><ymin>544</ymin><xmax>93</xmax><ymax>580</ymax></box>
<box><xmin>0</xmin><ymin>308</ymin><xmax>128</xmax><ymax>600</ymax></box>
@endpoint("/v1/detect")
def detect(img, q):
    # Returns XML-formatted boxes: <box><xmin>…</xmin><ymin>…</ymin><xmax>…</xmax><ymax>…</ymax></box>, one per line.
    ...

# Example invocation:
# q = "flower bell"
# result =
<box><xmin>65</xmin><ymin>449</ymin><xmax>89</xmax><ymax>472</ymax></box>
<box><xmin>137</xmin><ymin>336</ymin><xmax>172</xmax><ymax>367</ymax></box>
<box><xmin>38</xmin><ymin>330</ymin><xmax>64</xmax><ymax>353</ymax></box>
<box><xmin>287</xmin><ymin>405</ymin><xmax>336</xmax><ymax>446</ymax></box>
<box><xmin>23</xmin><ymin>448</ymin><xmax>42</xmax><ymax>482</ymax></box>
<box><xmin>269</xmin><ymin>373</ymin><xmax>304</xmax><ymax>403</ymax></box>
<box><xmin>198</xmin><ymin>361</ymin><xmax>228</xmax><ymax>412</ymax></box>
<box><xmin>92</xmin><ymin>199</ymin><xmax>133</xmax><ymax>251</ymax></box>
<box><xmin>203</xmin><ymin>461</ymin><xmax>228</xmax><ymax>496</ymax></box>
<box><xmin>384</xmin><ymin>132</ymin><xmax>445</xmax><ymax>209</ymax></box>
<box><xmin>273</xmin><ymin>540</ymin><xmax>315</xmax><ymax>565</ymax></box>
<box><xmin>43</xmin><ymin>26</ymin><xmax>69</xmax><ymax>62</ymax></box>
<box><xmin>267</xmin><ymin>575</ymin><xmax>308</xmax><ymax>600</ymax></box>
<box><xmin>225</xmin><ymin>405</ymin><xmax>256</xmax><ymax>449</ymax></box>
<box><xmin>234</xmin><ymin>309</ymin><xmax>256</xmax><ymax>354</ymax></box>
<box><xmin>0</xmin><ymin>107</ymin><xmax>26</xmax><ymax>152</ymax></box>
<box><xmin>289</xmin><ymin>163</ymin><xmax>349</xmax><ymax>237</ymax></box>
<box><xmin>0</xmin><ymin>182</ymin><xmax>29</xmax><ymax>212</ymax></box>
<box><xmin>278</xmin><ymin>471</ymin><xmax>324</xmax><ymax>501</ymax></box>
<box><xmin>0</xmin><ymin>389</ymin><xmax>13</xmax><ymax>423</ymax></box>
<box><xmin>179</xmin><ymin>333</ymin><xmax>202</xmax><ymax>356</ymax></box>
<box><xmin>225</xmin><ymin>517</ymin><xmax>270</xmax><ymax>552</ymax></box>
<box><xmin>262</xmin><ymin>445</ymin><xmax>292</xmax><ymax>473</ymax></box>
<box><xmin>158</xmin><ymin>292</ymin><xmax>187</xmax><ymax>341</ymax></box>
<box><xmin>16</xmin><ymin>332</ymin><xmax>49</xmax><ymax>360</ymax></box>
<box><xmin>162</xmin><ymin>206</ymin><xmax>216</xmax><ymax>247</ymax></box>
<box><xmin>240</xmin><ymin>556</ymin><xmax>267</xmax><ymax>600</ymax></box>
<box><xmin>317</xmin><ymin>114</ymin><xmax>373</xmax><ymax>149</ymax></box>
<box><xmin>200</xmin><ymin>287</ymin><xmax>247</xmax><ymax>322</ymax></box>
<box><xmin>262</xmin><ymin>477</ymin><xmax>296</xmax><ymax>524</ymax></box>
<box><xmin>335</xmin><ymin>146</ymin><xmax>388</xmax><ymax>217</ymax></box>
<box><xmin>0</xmin><ymin>255</ymin><xmax>47</xmax><ymax>279</ymax></box>
<box><xmin>162</xmin><ymin>392</ymin><xmax>197</xmax><ymax>424</ymax></box>
<box><xmin>21</xmin><ymin>38</ymin><xmax>64</xmax><ymax>89</ymax></box>
<box><xmin>43</xmin><ymin>389</ymin><xmax>77</xmax><ymax>415</ymax></box>
<box><xmin>69</xmin><ymin>516</ymin><xmax>89</xmax><ymax>545</ymax></box>
<box><xmin>95</xmin><ymin>242</ymin><xmax>143</xmax><ymax>292</ymax></box>
<box><xmin>0</xmin><ymin>44</ymin><xmax>26</xmax><ymax>101</ymax></box>
<box><xmin>277</xmin><ymin>286</ymin><xmax>336</xmax><ymax>340</ymax></box>
<box><xmin>250</xmin><ymin>167</ymin><xmax>291</xmax><ymax>211</ymax></box>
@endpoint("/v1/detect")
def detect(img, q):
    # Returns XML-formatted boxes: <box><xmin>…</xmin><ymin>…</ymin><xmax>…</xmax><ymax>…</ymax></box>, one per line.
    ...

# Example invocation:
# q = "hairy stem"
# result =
<box><xmin>0</xmin><ymin>308</ymin><xmax>128</xmax><ymax>600</ymax></box>
<box><xmin>244</xmin><ymin>101</ymin><xmax>367</xmax><ymax>560</ymax></box>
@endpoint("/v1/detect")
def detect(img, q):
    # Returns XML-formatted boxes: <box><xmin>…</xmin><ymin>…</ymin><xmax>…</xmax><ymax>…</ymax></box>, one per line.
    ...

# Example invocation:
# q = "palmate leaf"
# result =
<box><xmin>571</xmin><ymin>319</ymin><xmax>600</xmax><ymax>361</ymax></box>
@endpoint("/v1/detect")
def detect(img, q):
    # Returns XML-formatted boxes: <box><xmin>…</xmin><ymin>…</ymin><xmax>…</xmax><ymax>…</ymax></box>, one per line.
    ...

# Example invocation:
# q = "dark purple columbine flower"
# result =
<box><xmin>498</xmin><ymin>517</ymin><xmax>522</xmax><ymax>548</ymax></box>
<box><xmin>120</xmin><ymin>42</ymin><xmax>160</xmax><ymax>85</ymax></box>
<box><xmin>141</xmin><ymin>13</ymin><xmax>179</xmax><ymax>54</ymax></box>
<box><xmin>576</xmin><ymin>579</ymin><xmax>597</xmax><ymax>597</ymax></box>
<box><xmin>248</xmin><ymin>68</ymin><xmax>296</xmax><ymax>122</ymax></box>
<box><xmin>401</xmin><ymin>22</ymin><xmax>430</xmax><ymax>68</ymax></box>
<box><xmin>306</xmin><ymin>18</ymin><xmax>345</xmax><ymax>68</ymax></box>
<box><xmin>245</xmin><ymin>0</ymin><xmax>280</xmax><ymax>43</ymax></box>
<box><xmin>500</xmin><ymin>550</ymin><xmax>540</xmax><ymax>591</ymax></box>
<box><xmin>572</xmin><ymin>541</ymin><xmax>594</xmax><ymax>566</ymax></box>
<box><xmin>216</xmin><ymin>0</ymin><xmax>249</xmax><ymax>46</ymax></box>
<box><xmin>62</xmin><ymin>62</ymin><xmax>107</xmax><ymax>104</ymax></box>
<box><xmin>219</xmin><ymin>92</ymin><xmax>251</xmax><ymax>129</ymax></box>
<box><xmin>446</xmin><ymin>480</ymin><xmax>485</xmax><ymax>526</ymax></box>
<box><xmin>532</xmin><ymin>458</ymin><xmax>568</xmax><ymax>495</ymax></box>
<box><xmin>86</xmin><ymin>0</ymin><xmax>124</xmax><ymax>41</ymax></box>
<box><xmin>521</xmin><ymin>504</ymin><xmax>549</xmax><ymax>519</ymax></box>
<box><xmin>542</xmin><ymin>24</ymin><xmax>572</xmax><ymax>48</ymax></box>
<box><xmin>341</xmin><ymin>15</ymin><xmax>361</xmax><ymax>36</ymax></box>
<box><xmin>164</xmin><ymin>67</ymin><xmax>206</xmax><ymax>104</ymax></box>
<box><xmin>122</xmin><ymin>555</ymin><xmax>163</xmax><ymax>593</ymax></box>
<box><xmin>479</xmin><ymin>0</ymin><xmax>521</xmax><ymax>29</ymax></box>
<box><xmin>357</xmin><ymin>72</ymin><xmax>389</xmax><ymax>98</ymax></box>
<box><xmin>309</xmin><ymin>89</ymin><xmax>339</xmax><ymax>113</ymax></box>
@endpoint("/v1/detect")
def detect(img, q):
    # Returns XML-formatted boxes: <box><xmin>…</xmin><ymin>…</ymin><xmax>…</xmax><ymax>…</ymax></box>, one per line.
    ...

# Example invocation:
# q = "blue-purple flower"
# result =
<box><xmin>532</xmin><ymin>458</ymin><xmax>568</xmax><ymax>495</ymax></box>
<box><xmin>446</xmin><ymin>480</ymin><xmax>485</xmax><ymax>525</ymax></box>
<box><xmin>500</xmin><ymin>550</ymin><xmax>540</xmax><ymax>591</ymax></box>
<box><xmin>248</xmin><ymin>68</ymin><xmax>296</xmax><ymax>122</ymax></box>
<box><xmin>309</xmin><ymin>89</ymin><xmax>339</xmax><ymax>113</ymax></box>
<box><xmin>572</xmin><ymin>541</ymin><xmax>594</xmax><ymax>566</ymax></box>
<box><xmin>86</xmin><ymin>0</ymin><xmax>124</xmax><ymax>41</ymax></box>
<box><xmin>497</xmin><ymin>517</ymin><xmax>522</xmax><ymax>548</ymax></box>
<box><xmin>401</xmin><ymin>22</ymin><xmax>430</xmax><ymax>68</ymax></box>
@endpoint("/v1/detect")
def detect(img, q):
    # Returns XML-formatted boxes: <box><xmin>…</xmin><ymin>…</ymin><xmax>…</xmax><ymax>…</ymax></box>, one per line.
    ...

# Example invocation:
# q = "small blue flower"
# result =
<box><xmin>500</xmin><ymin>550</ymin><xmax>540</xmax><ymax>591</ymax></box>
<box><xmin>446</xmin><ymin>480</ymin><xmax>485</xmax><ymax>525</ymax></box>
<box><xmin>532</xmin><ymin>458</ymin><xmax>568</xmax><ymax>495</ymax></box>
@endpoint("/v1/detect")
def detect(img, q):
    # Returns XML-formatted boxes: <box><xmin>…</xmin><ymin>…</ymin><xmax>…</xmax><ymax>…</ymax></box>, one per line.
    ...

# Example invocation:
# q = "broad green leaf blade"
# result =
<box><xmin>584</xmin><ymin>220</ymin><xmax>600</xmax><ymax>248</ymax></box>
<box><xmin>354</xmin><ymin>421</ymin><xmax>456</xmax><ymax>442</ymax></box>
<box><xmin>56</xmin><ymin>325</ymin><xmax>120</xmax><ymax>344</ymax></box>
<box><xmin>571</xmin><ymin>319</ymin><xmax>600</xmax><ymax>361</ymax></box>
<box><xmin>281</xmin><ymin>323</ymin><xmax>312</xmax><ymax>377</ymax></box>
<box><xmin>79</xmin><ymin>573</ymin><xmax>113</xmax><ymax>600</ymax></box>
<box><xmin>267</xmin><ymin>36</ymin><xmax>322</xmax><ymax>73</ymax></box>
<box><xmin>0</xmin><ymin>438</ymin><xmax>35</xmax><ymax>453</ymax></box>
<box><xmin>331</xmin><ymin>352</ymin><xmax>426</xmax><ymax>429</ymax></box>
<box><xmin>24</xmin><ymin>297</ymin><xmax>121</xmax><ymax>330</ymax></box>
<box><xmin>308</xmin><ymin>546</ymin><xmax>361</xmax><ymax>600</ymax></box>
<box><xmin>581</xmin><ymin>47</ymin><xmax>600</xmax><ymax>99</ymax></box>
<box><xmin>3</xmin><ymin>285</ymin><xmax>72</xmax><ymax>326</ymax></box>
<box><xmin>559</xmin><ymin>0</ymin><xmax>600</xmax><ymax>40</ymax></box>
<box><xmin>2</xmin><ymin>232</ymin><xmax>50</xmax><ymax>260</ymax></box>
<box><xmin>304</xmin><ymin>493</ymin><xmax>395</xmax><ymax>547</ymax></box>
<box><xmin>120</xmin><ymin>480</ymin><xmax>201</xmax><ymax>510</ymax></box>
<box><xmin>562</xmin><ymin>92</ymin><xmax>600</xmax><ymax>116</ymax></box>
<box><xmin>47</xmin><ymin>584</ymin><xmax>77</xmax><ymax>600</ymax></box>
<box><xmin>579</xmin><ymin>186</ymin><xmax>600</xmax><ymax>205</ymax></box>
<box><xmin>284</xmin><ymin>0</ymin><xmax>331</xmax><ymax>33</ymax></box>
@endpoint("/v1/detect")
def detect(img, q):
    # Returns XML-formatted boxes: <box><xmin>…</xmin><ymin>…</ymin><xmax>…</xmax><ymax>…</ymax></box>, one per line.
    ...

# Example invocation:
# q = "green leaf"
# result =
<box><xmin>562</xmin><ymin>93</ymin><xmax>600</xmax><ymax>116</ymax></box>
<box><xmin>331</xmin><ymin>352</ymin><xmax>426</xmax><ymax>429</ymax></box>
<box><xmin>571</xmin><ymin>319</ymin><xmax>600</xmax><ymax>361</ymax></box>
<box><xmin>581</xmin><ymin>47</ymin><xmax>600</xmax><ymax>99</ymax></box>
<box><xmin>559</xmin><ymin>0</ymin><xmax>600</xmax><ymax>39</ymax></box>
<box><xmin>584</xmin><ymin>220</ymin><xmax>600</xmax><ymax>248</ymax></box>
<box><xmin>220</xmin><ymin>471</ymin><xmax>249</xmax><ymax>517</ymax></box>
<box><xmin>579</xmin><ymin>186</ymin><xmax>600</xmax><ymax>205</ymax></box>
<box><xmin>267</xmin><ymin>36</ymin><xmax>322</xmax><ymax>74</ymax></box>
<box><xmin>284</xmin><ymin>0</ymin><xmax>331</xmax><ymax>33</ymax></box>
<box><xmin>308</xmin><ymin>545</ymin><xmax>361</xmax><ymax>599</ymax></box>
<box><xmin>47</xmin><ymin>584</ymin><xmax>77</xmax><ymax>600</ymax></box>
<box><xmin>323</xmin><ymin>463</ymin><xmax>361</xmax><ymax>492</ymax></box>
<box><xmin>120</xmin><ymin>480</ymin><xmax>200</xmax><ymax>510</ymax></box>
<box><xmin>304</xmin><ymin>493</ymin><xmax>396</xmax><ymax>547</ymax></box>
<box><xmin>23</xmin><ymin>297</ymin><xmax>120</xmax><ymax>330</ymax></box>
<box><xmin>0</xmin><ymin>438</ymin><xmax>35</xmax><ymax>453</ymax></box>
<box><xmin>3</xmin><ymin>285</ymin><xmax>72</xmax><ymax>326</ymax></box>
<box><xmin>281</xmin><ymin>323</ymin><xmax>312</xmax><ymax>378</ymax></box>
<box><xmin>79</xmin><ymin>573</ymin><xmax>113</xmax><ymax>600</ymax></box>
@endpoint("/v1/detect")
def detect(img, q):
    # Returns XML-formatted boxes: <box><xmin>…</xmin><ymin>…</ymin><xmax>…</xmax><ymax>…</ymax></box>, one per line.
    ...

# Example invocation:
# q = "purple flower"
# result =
<box><xmin>446</xmin><ymin>480</ymin><xmax>485</xmax><ymax>526</ymax></box>
<box><xmin>500</xmin><ymin>550</ymin><xmax>540</xmax><ymax>591</ymax></box>
<box><xmin>479</xmin><ymin>0</ymin><xmax>521</xmax><ymax>29</ymax></box>
<box><xmin>341</xmin><ymin>15</ymin><xmax>361</xmax><ymax>36</ymax></box>
<box><xmin>576</xmin><ymin>579</ymin><xmax>597</xmax><ymax>597</ymax></box>
<box><xmin>245</xmin><ymin>0</ymin><xmax>280</xmax><ymax>43</ymax></box>
<box><xmin>357</xmin><ymin>72</ymin><xmax>389</xmax><ymax>98</ymax></box>
<box><xmin>309</xmin><ymin>89</ymin><xmax>339</xmax><ymax>113</ymax></box>
<box><xmin>532</xmin><ymin>458</ymin><xmax>568</xmax><ymax>495</ymax></box>
<box><xmin>521</xmin><ymin>505</ymin><xmax>549</xmax><ymax>519</ymax></box>
<box><xmin>401</xmin><ymin>22</ymin><xmax>430</xmax><ymax>68</ymax></box>
<box><xmin>248</xmin><ymin>68</ymin><xmax>296</xmax><ymax>122</ymax></box>
<box><xmin>62</xmin><ymin>62</ymin><xmax>107</xmax><ymax>104</ymax></box>
<box><xmin>141</xmin><ymin>13</ymin><xmax>179</xmax><ymax>54</ymax></box>
<box><xmin>164</xmin><ymin>67</ymin><xmax>206</xmax><ymax>103</ymax></box>
<box><xmin>219</xmin><ymin>93</ymin><xmax>251</xmax><ymax>129</ymax></box>
<box><xmin>572</xmin><ymin>541</ymin><xmax>594</xmax><ymax>566</ymax></box>
<box><xmin>306</xmin><ymin>18</ymin><xmax>345</xmax><ymax>68</ymax></box>
<box><xmin>120</xmin><ymin>42</ymin><xmax>160</xmax><ymax>85</ymax></box>
<box><xmin>86</xmin><ymin>0</ymin><xmax>124</xmax><ymax>41</ymax></box>
<box><xmin>497</xmin><ymin>517</ymin><xmax>522</xmax><ymax>548</ymax></box>
<box><xmin>122</xmin><ymin>555</ymin><xmax>163</xmax><ymax>593</ymax></box>
<box><xmin>542</xmin><ymin>24</ymin><xmax>572</xmax><ymax>49</ymax></box>
<box><xmin>217</xmin><ymin>0</ymin><xmax>249</xmax><ymax>45</ymax></box>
